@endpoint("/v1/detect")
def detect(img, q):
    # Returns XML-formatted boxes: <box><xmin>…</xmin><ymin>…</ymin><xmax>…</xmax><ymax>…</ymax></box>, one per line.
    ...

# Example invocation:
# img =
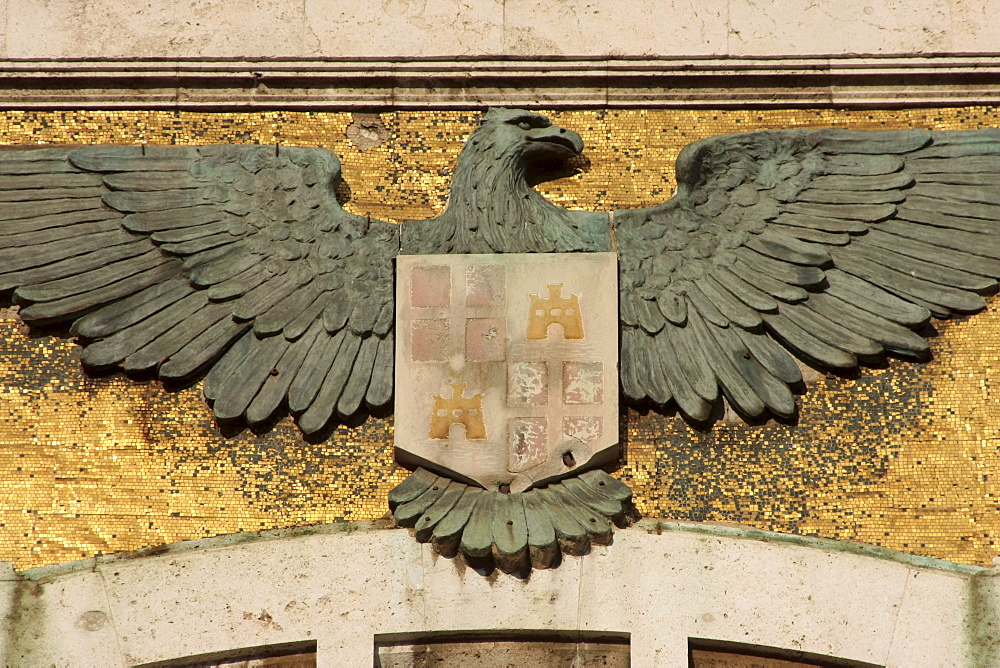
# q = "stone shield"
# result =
<box><xmin>395</xmin><ymin>253</ymin><xmax>618</xmax><ymax>492</ymax></box>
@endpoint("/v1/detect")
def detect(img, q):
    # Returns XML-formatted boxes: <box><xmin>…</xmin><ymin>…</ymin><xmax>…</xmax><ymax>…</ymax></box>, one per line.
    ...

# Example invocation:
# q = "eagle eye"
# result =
<box><xmin>518</xmin><ymin>121</ymin><xmax>532</xmax><ymax>130</ymax></box>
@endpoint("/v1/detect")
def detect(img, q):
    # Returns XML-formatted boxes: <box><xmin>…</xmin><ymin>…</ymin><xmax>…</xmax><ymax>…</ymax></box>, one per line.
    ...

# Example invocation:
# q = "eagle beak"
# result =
<box><xmin>525</xmin><ymin>126</ymin><xmax>584</xmax><ymax>156</ymax></box>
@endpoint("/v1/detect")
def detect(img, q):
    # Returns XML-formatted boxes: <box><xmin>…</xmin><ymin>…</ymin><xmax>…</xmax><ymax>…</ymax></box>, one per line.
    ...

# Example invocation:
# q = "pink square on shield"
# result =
<box><xmin>411</xmin><ymin>265</ymin><xmax>451</xmax><ymax>308</ymax></box>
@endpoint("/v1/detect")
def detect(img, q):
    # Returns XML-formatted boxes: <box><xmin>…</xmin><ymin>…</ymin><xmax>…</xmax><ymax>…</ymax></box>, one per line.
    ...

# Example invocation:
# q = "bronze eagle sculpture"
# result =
<box><xmin>1</xmin><ymin>108</ymin><xmax>999</xmax><ymax>435</ymax></box>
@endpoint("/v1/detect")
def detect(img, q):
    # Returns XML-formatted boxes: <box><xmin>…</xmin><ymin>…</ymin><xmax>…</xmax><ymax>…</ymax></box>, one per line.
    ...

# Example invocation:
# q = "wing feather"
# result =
<box><xmin>285</xmin><ymin>292</ymin><xmax>331</xmax><ymax>341</ymax></box>
<box><xmin>103</xmin><ymin>171</ymin><xmax>202</xmax><ymax>191</ymax></box>
<box><xmin>879</xmin><ymin>219</ymin><xmax>1000</xmax><ymax>259</ymax></box>
<box><xmin>852</xmin><ymin>242</ymin><xmax>995</xmax><ymax>293</ymax></box>
<box><xmin>205</xmin><ymin>265</ymin><xmax>270</xmax><ymax>302</ymax></box>
<box><xmin>699</xmin><ymin>277</ymin><xmax>762</xmax><ymax>328</ymax></box>
<box><xmin>203</xmin><ymin>331</ymin><xmax>254</xmax><ymax>402</ymax></box>
<box><xmin>784</xmin><ymin>301</ymin><xmax>882</xmax><ymax>357</ymax></box>
<box><xmin>123</xmin><ymin>205</ymin><xmax>227</xmax><ymax>233</ymax></box>
<box><xmin>254</xmin><ymin>285</ymin><xmax>323</xmax><ymax>337</ymax></box>
<box><xmin>15</xmin><ymin>250</ymin><xmax>167</xmax><ymax>303</ymax></box>
<box><xmin>288</xmin><ymin>329</ymin><xmax>345</xmax><ymax>414</ymax></box>
<box><xmin>212</xmin><ymin>334</ymin><xmax>289</xmax><ymax>421</ymax></box>
<box><xmin>0</xmin><ymin>197</ymin><xmax>102</xmax><ymax>219</ymax></box>
<box><xmin>775</xmin><ymin>212</ymin><xmax>868</xmax><ymax>234</ymax></box>
<box><xmin>124</xmin><ymin>301</ymin><xmax>234</xmax><ymax>372</ymax></box>
<box><xmin>713</xmin><ymin>268</ymin><xmax>778</xmax><ymax>312</ymax></box>
<box><xmin>231</xmin><ymin>269</ymin><xmax>308</xmax><ymax>321</ymax></box>
<box><xmin>830</xmin><ymin>250</ymin><xmax>987</xmax><ymax>313</ymax></box>
<box><xmin>19</xmin><ymin>263</ymin><xmax>180</xmax><ymax>325</ymax></box>
<box><xmin>0</xmin><ymin>186</ymin><xmax>106</xmax><ymax>202</ymax></box>
<box><xmin>731</xmin><ymin>258</ymin><xmax>809</xmax><ymax>302</ymax></box>
<box><xmin>763</xmin><ymin>311</ymin><xmax>857</xmax><ymax>369</ymax></box>
<box><xmin>824</xmin><ymin>269</ymin><xmax>930</xmax><ymax>326</ymax></box>
<box><xmin>735</xmin><ymin>249</ymin><xmax>825</xmax><ymax>286</ymax></box>
<box><xmin>337</xmin><ymin>335</ymin><xmax>380</xmax><ymax>418</ymax></box>
<box><xmin>895</xmin><ymin>204</ymin><xmax>995</xmax><ymax>235</ymax></box>
<box><xmin>619</xmin><ymin>327</ymin><xmax>646</xmax><ymax>401</ymax></box>
<box><xmin>656</xmin><ymin>291</ymin><xmax>687</xmax><ymax>325</ymax></box>
<box><xmin>795</xmin><ymin>188</ymin><xmax>905</xmax><ymax>205</ymax></box>
<box><xmin>632</xmin><ymin>297</ymin><xmax>665</xmax><ymax>334</ymax></box>
<box><xmin>654</xmin><ymin>329</ymin><xmax>710</xmax><ymax>420</ymax></box>
<box><xmin>79</xmin><ymin>289</ymin><xmax>205</xmax><ymax>367</ymax></box>
<box><xmin>668</xmin><ymin>320</ymin><xmax>719</xmax><ymax>402</ymax></box>
<box><xmin>159</xmin><ymin>231</ymin><xmax>238</xmax><ymax>256</ymax></box>
<box><xmin>617</xmin><ymin>126</ymin><xmax>1000</xmax><ymax>421</ymax></box>
<box><xmin>686</xmin><ymin>286</ymin><xmax>729</xmax><ymax>328</ymax></box>
<box><xmin>638</xmin><ymin>330</ymin><xmax>674</xmax><ymax>406</ymax></box>
<box><xmin>821</xmin><ymin>153</ymin><xmax>903</xmax><ymax>175</ymax></box>
<box><xmin>322</xmin><ymin>292</ymin><xmax>353</xmax><ymax>333</ymax></box>
<box><xmin>734</xmin><ymin>327</ymin><xmax>802</xmax><ymax>385</ymax></box>
<box><xmin>0</xmin><ymin>239</ymin><xmax>148</xmax><ymax>293</ymax></box>
<box><xmin>245</xmin><ymin>321</ymin><xmax>323</xmax><ymax>425</ymax></box>
<box><xmin>365</xmin><ymin>334</ymin><xmax>394</xmax><ymax>410</ymax></box>
<box><xmin>348</xmin><ymin>297</ymin><xmax>382</xmax><ymax>335</ymax></box>
<box><xmin>0</xmin><ymin>207</ymin><xmax>119</xmax><ymax>237</ymax></box>
<box><xmin>769</xmin><ymin>224</ymin><xmax>851</xmax><ymax>246</ymax></box>
<box><xmin>713</xmin><ymin>323</ymin><xmax>795</xmax><ymax>417</ymax></box>
<box><xmin>688</xmin><ymin>309</ymin><xmax>765</xmax><ymax>417</ymax></box>
<box><xmin>72</xmin><ymin>278</ymin><xmax>191</xmax><ymax>339</ymax></box>
<box><xmin>159</xmin><ymin>317</ymin><xmax>250</xmax><ymax>382</ymax></box>
<box><xmin>863</xmin><ymin>228</ymin><xmax>1000</xmax><ymax>278</ymax></box>
<box><xmin>299</xmin><ymin>332</ymin><xmax>362</xmax><ymax>433</ymax></box>
<box><xmin>0</xmin><ymin>173</ymin><xmax>101</xmax><ymax>190</ymax></box>
<box><xmin>0</xmin><ymin>228</ymin><xmax>128</xmax><ymax>273</ymax></box>
<box><xmin>151</xmin><ymin>220</ymin><xmax>235</xmax><ymax>244</ymax></box>
<box><xmin>807</xmin><ymin>292</ymin><xmax>929</xmax><ymax>357</ymax></box>
<box><xmin>0</xmin><ymin>217</ymin><xmax>122</xmax><ymax>249</ymax></box>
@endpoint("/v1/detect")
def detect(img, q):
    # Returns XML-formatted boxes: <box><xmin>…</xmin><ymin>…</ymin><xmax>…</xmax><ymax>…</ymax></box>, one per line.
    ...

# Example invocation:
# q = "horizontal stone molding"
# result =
<box><xmin>2</xmin><ymin>56</ymin><xmax>1000</xmax><ymax>109</ymax></box>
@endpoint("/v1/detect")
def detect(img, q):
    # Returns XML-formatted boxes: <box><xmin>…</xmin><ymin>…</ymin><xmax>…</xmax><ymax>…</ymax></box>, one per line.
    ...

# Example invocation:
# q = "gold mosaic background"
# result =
<box><xmin>2</xmin><ymin>107</ymin><xmax>1000</xmax><ymax>570</ymax></box>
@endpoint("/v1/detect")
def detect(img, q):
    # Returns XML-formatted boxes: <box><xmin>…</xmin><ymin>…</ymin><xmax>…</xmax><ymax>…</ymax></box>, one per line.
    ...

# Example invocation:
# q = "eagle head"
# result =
<box><xmin>402</xmin><ymin>107</ymin><xmax>608</xmax><ymax>255</ymax></box>
<box><xmin>473</xmin><ymin>108</ymin><xmax>585</xmax><ymax>163</ymax></box>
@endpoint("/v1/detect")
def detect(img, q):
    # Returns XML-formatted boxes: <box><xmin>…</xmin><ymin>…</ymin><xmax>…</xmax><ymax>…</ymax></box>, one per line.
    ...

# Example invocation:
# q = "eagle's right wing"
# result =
<box><xmin>615</xmin><ymin>128</ymin><xmax>1000</xmax><ymax>422</ymax></box>
<box><xmin>0</xmin><ymin>144</ymin><xmax>397</xmax><ymax>433</ymax></box>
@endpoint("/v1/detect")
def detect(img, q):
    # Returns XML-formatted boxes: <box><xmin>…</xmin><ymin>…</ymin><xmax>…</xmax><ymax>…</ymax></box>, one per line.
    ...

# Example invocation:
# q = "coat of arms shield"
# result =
<box><xmin>395</xmin><ymin>253</ymin><xmax>619</xmax><ymax>493</ymax></box>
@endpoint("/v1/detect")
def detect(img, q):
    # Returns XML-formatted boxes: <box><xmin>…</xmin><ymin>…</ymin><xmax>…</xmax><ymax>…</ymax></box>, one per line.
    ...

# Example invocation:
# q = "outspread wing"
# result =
<box><xmin>0</xmin><ymin>144</ymin><xmax>397</xmax><ymax>433</ymax></box>
<box><xmin>616</xmin><ymin>128</ymin><xmax>1000</xmax><ymax>421</ymax></box>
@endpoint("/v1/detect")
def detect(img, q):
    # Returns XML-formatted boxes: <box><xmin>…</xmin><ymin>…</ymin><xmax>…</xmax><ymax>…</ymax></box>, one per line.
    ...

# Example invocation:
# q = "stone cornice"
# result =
<box><xmin>1</xmin><ymin>55</ymin><xmax>1000</xmax><ymax>109</ymax></box>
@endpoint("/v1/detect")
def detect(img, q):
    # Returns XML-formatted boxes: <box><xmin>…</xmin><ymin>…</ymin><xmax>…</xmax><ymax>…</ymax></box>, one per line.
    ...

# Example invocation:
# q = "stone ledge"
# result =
<box><xmin>2</xmin><ymin>517</ymin><xmax>994</xmax><ymax>666</ymax></box>
<box><xmin>3</xmin><ymin>56</ymin><xmax>1000</xmax><ymax>108</ymax></box>
<box><xmin>11</xmin><ymin>517</ymin><xmax>989</xmax><ymax>582</ymax></box>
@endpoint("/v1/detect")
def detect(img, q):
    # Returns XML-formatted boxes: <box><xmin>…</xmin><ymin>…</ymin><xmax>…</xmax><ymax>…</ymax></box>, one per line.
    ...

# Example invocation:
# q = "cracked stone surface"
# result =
<box><xmin>2</xmin><ymin>0</ymin><xmax>998</xmax><ymax>59</ymax></box>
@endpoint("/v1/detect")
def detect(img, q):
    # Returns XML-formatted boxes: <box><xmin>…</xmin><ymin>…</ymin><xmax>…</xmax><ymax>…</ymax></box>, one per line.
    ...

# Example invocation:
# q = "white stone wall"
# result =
<box><xmin>1</xmin><ymin>520</ymin><xmax>996</xmax><ymax>667</ymax></box>
<box><xmin>1</xmin><ymin>0</ymin><xmax>998</xmax><ymax>59</ymax></box>
<box><xmin>3</xmin><ymin>1</ymin><xmax>1000</xmax><ymax>108</ymax></box>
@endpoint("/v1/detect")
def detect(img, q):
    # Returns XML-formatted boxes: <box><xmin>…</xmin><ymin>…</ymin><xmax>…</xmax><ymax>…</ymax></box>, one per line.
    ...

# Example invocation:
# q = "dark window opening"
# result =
<box><xmin>689</xmin><ymin>638</ymin><xmax>884</xmax><ymax>668</ymax></box>
<box><xmin>132</xmin><ymin>640</ymin><xmax>316</xmax><ymax>668</ymax></box>
<box><xmin>375</xmin><ymin>630</ymin><xmax>629</xmax><ymax>667</ymax></box>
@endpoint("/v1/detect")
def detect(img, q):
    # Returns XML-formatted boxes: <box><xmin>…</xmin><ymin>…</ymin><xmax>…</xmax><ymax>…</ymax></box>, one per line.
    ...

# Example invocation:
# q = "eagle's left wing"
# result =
<box><xmin>616</xmin><ymin>128</ymin><xmax>1000</xmax><ymax>421</ymax></box>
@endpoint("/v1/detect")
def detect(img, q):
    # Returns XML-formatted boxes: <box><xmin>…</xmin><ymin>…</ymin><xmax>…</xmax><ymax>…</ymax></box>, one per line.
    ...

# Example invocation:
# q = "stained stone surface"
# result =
<box><xmin>1</xmin><ymin>520</ymin><xmax>991</xmax><ymax>666</ymax></box>
<box><xmin>395</xmin><ymin>253</ymin><xmax>618</xmax><ymax>492</ymax></box>
<box><xmin>3</xmin><ymin>0</ymin><xmax>997</xmax><ymax>59</ymax></box>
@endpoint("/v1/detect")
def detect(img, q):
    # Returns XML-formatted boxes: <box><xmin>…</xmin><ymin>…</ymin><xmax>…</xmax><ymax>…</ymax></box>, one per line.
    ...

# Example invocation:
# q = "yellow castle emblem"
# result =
<box><xmin>527</xmin><ymin>283</ymin><xmax>584</xmax><ymax>340</ymax></box>
<box><xmin>429</xmin><ymin>382</ymin><xmax>486</xmax><ymax>440</ymax></box>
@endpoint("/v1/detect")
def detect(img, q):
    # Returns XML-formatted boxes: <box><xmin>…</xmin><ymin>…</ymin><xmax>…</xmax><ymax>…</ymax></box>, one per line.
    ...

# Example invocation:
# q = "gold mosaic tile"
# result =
<box><xmin>1</xmin><ymin>108</ymin><xmax>1000</xmax><ymax>570</ymax></box>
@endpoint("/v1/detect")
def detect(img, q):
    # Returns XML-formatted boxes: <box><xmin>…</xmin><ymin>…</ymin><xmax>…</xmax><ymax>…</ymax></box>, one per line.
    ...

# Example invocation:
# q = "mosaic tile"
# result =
<box><xmin>1</xmin><ymin>108</ymin><xmax>999</xmax><ymax>569</ymax></box>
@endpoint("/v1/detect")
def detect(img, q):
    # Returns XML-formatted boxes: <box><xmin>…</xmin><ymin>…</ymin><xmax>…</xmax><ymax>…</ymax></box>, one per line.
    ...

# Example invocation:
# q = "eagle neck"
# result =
<box><xmin>441</xmin><ymin>141</ymin><xmax>579</xmax><ymax>253</ymax></box>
